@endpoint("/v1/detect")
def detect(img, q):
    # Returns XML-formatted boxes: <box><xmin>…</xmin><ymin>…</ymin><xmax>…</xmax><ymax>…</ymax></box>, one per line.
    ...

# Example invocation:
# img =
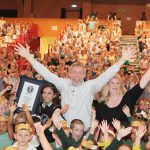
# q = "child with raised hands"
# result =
<box><xmin>6</xmin><ymin>123</ymin><xmax>37</xmax><ymax>150</ymax></box>
<box><xmin>8</xmin><ymin>103</ymin><xmax>40</xmax><ymax>149</ymax></box>
<box><xmin>34</xmin><ymin>122</ymin><xmax>53</xmax><ymax>150</ymax></box>
<box><xmin>98</xmin><ymin>120</ymin><xmax>116</xmax><ymax>150</ymax></box>
<box><xmin>105</xmin><ymin>118</ymin><xmax>132</xmax><ymax>150</ymax></box>
<box><xmin>133</xmin><ymin>126</ymin><xmax>146</xmax><ymax>150</ymax></box>
<box><xmin>52</xmin><ymin>108</ymin><xmax>98</xmax><ymax>150</ymax></box>
<box><xmin>0</xmin><ymin>116</ymin><xmax>13</xmax><ymax>150</ymax></box>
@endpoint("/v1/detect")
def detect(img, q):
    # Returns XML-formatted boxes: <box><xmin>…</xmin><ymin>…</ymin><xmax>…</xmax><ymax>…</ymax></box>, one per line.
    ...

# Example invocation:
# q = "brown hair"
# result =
<box><xmin>70</xmin><ymin>119</ymin><xmax>84</xmax><ymax>129</ymax></box>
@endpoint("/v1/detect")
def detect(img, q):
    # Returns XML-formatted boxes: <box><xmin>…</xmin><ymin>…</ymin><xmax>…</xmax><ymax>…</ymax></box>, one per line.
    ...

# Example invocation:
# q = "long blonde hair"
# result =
<box><xmin>98</xmin><ymin>74</ymin><xmax>126</xmax><ymax>103</ymax></box>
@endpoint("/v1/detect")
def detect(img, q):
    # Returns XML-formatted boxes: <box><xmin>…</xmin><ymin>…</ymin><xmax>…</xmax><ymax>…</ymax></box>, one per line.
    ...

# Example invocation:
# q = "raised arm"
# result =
<box><xmin>8</xmin><ymin>102</ymin><xmax>17</xmax><ymax>140</ymax></box>
<box><xmin>14</xmin><ymin>44</ymin><xmax>65</xmax><ymax>91</ymax></box>
<box><xmin>35</xmin><ymin>123</ymin><xmax>53</xmax><ymax>150</ymax></box>
<box><xmin>91</xmin><ymin>46</ymin><xmax>136</xmax><ymax>93</ymax></box>
<box><xmin>0</xmin><ymin>85</ymin><xmax>12</xmax><ymax>97</ymax></box>
<box><xmin>133</xmin><ymin>126</ymin><xmax>146</xmax><ymax>150</ymax></box>
<box><xmin>140</xmin><ymin>67</ymin><xmax>150</xmax><ymax>89</ymax></box>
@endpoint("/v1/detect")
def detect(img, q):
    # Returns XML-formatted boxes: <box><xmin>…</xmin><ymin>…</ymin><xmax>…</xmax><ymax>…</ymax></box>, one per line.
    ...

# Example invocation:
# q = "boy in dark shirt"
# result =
<box><xmin>52</xmin><ymin>108</ymin><xmax>98</xmax><ymax>150</ymax></box>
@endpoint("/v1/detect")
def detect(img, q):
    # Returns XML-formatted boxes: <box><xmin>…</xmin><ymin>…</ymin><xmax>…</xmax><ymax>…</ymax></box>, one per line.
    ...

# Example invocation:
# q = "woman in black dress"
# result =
<box><xmin>96</xmin><ymin>67</ymin><xmax>150</xmax><ymax>126</ymax></box>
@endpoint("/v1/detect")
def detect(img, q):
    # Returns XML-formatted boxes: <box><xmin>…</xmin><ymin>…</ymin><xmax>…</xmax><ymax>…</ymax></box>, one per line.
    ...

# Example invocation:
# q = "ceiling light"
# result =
<box><xmin>71</xmin><ymin>4</ymin><xmax>77</xmax><ymax>8</ymax></box>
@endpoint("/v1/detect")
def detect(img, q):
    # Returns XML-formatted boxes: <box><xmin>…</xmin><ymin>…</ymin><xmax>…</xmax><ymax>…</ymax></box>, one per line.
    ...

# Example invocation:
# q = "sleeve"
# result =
<box><xmin>55</xmin><ymin>128</ymin><xmax>70</xmax><ymax>150</ymax></box>
<box><xmin>33</xmin><ymin>61</ymin><xmax>67</xmax><ymax>92</ymax></box>
<box><xmin>124</xmin><ymin>84</ymin><xmax>144</xmax><ymax>112</ymax></box>
<box><xmin>89</xmin><ymin>64</ymin><xmax>120</xmax><ymax>94</ymax></box>
<box><xmin>127</xmin><ymin>116</ymin><xmax>133</xmax><ymax>125</ymax></box>
<box><xmin>132</xmin><ymin>144</ymin><xmax>141</xmax><ymax>150</ymax></box>
<box><xmin>105</xmin><ymin>137</ymin><xmax>122</xmax><ymax>150</ymax></box>
<box><xmin>87</xmin><ymin>134</ymin><xmax>95</xmax><ymax>141</ymax></box>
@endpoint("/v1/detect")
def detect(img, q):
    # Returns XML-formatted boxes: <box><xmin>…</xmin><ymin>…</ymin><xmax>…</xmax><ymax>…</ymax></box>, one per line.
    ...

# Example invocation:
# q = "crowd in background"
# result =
<box><xmin>0</xmin><ymin>16</ymin><xmax>150</xmax><ymax>150</ymax></box>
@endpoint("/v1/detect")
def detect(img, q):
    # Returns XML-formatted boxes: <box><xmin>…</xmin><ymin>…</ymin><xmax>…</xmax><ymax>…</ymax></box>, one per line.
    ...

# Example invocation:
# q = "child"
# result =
<box><xmin>36</xmin><ymin>83</ymin><xmax>59</xmax><ymax>143</ymax></box>
<box><xmin>52</xmin><ymin>108</ymin><xmax>98</xmax><ymax>149</ymax></box>
<box><xmin>0</xmin><ymin>116</ymin><xmax>13</xmax><ymax>150</ymax></box>
<box><xmin>8</xmin><ymin>103</ymin><xmax>40</xmax><ymax>149</ymax></box>
<box><xmin>9</xmin><ymin>123</ymin><xmax>36</xmax><ymax>150</ymax></box>
<box><xmin>0</xmin><ymin>96</ymin><xmax>8</xmax><ymax>116</ymax></box>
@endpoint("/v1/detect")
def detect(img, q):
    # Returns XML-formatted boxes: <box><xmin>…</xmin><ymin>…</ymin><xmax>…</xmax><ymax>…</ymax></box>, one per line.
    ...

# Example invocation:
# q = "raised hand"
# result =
<box><xmin>22</xmin><ymin>103</ymin><xmax>29</xmax><ymax>112</ymax></box>
<box><xmin>117</xmin><ymin>126</ymin><xmax>132</xmax><ymax>140</ymax></box>
<box><xmin>90</xmin><ymin>119</ymin><xmax>99</xmax><ymax>133</ymax></box>
<box><xmin>112</xmin><ymin>118</ymin><xmax>121</xmax><ymax>131</ymax></box>
<box><xmin>52</xmin><ymin>109</ymin><xmax>61</xmax><ymax>129</ymax></box>
<box><xmin>121</xmin><ymin>46</ymin><xmax>136</xmax><ymax>61</ymax></box>
<box><xmin>99</xmin><ymin>120</ymin><xmax>109</xmax><ymax>134</ymax></box>
<box><xmin>5</xmin><ymin>85</ymin><xmax>13</xmax><ymax>92</ymax></box>
<box><xmin>9</xmin><ymin>102</ymin><xmax>17</xmax><ymax>113</ymax></box>
<box><xmin>14</xmin><ymin>43</ymin><xmax>31</xmax><ymax>59</ymax></box>
<box><xmin>60</xmin><ymin>104</ymin><xmax>69</xmax><ymax>114</ymax></box>
<box><xmin>135</xmin><ymin>126</ymin><xmax>146</xmax><ymax>140</ymax></box>
<box><xmin>122</xmin><ymin>105</ymin><xmax>131</xmax><ymax>117</ymax></box>
<box><xmin>34</xmin><ymin>122</ymin><xmax>45</xmax><ymax>136</ymax></box>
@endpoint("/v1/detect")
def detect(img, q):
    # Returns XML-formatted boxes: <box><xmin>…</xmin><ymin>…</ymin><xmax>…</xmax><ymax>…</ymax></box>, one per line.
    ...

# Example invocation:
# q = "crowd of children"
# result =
<box><xmin>0</xmin><ymin>18</ymin><xmax>150</xmax><ymax>150</ymax></box>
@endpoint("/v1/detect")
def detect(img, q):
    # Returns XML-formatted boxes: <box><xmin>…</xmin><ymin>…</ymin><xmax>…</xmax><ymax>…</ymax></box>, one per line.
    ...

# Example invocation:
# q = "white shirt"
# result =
<box><xmin>13</xmin><ymin>142</ymin><xmax>37</xmax><ymax>150</ymax></box>
<box><xmin>34</xmin><ymin>61</ymin><xmax>119</xmax><ymax>130</ymax></box>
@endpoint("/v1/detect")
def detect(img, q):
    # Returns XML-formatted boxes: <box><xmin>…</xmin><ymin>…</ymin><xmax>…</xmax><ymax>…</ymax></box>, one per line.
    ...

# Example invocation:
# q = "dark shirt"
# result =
<box><xmin>36</xmin><ymin>102</ymin><xmax>58</xmax><ymax>143</ymax></box>
<box><xmin>96</xmin><ymin>84</ymin><xmax>144</xmax><ymax>125</ymax></box>
<box><xmin>51</xmin><ymin>58</ymin><xmax>59</xmax><ymax>66</ymax></box>
<box><xmin>56</xmin><ymin>128</ymin><xmax>94</xmax><ymax>150</ymax></box>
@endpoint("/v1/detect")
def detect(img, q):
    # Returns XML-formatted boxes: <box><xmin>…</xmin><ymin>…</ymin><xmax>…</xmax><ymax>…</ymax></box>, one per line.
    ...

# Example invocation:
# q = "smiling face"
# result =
<box><xmin>42</xmin><ymin>87</ymin><xmax>56</xmax><ymax>103</ymax></box>
<box><xmin>14</xmin><ymin>129</ymin><xmax>32</xmax><ymax>147</ymax></box>
<box><xmin>69</xmin><ymin>66</ymin><xmax>86</xmax><ymax>86</ymax></box>
<box><xmin>72</xmin><ymin>123</ymin><xmax>84</xmax><ymax>141</ymax></box>
<box><xmin>108</xmin><ymin>77</ymin><xmax>121</xmax><ymax>95</ymax></box>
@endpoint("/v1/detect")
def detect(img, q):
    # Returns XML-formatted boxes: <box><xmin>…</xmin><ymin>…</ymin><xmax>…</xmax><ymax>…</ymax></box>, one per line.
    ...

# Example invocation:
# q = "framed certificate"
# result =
<box><xmin>16</xmin><ymin>76</ymin><xmax>43</xmax><ymax>113</ymax></box>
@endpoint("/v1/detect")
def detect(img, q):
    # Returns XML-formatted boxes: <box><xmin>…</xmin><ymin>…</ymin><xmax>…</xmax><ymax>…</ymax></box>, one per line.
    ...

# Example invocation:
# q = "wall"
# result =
<box><xmin>33</xmin><ymin>0</ymin><xmax>82</xmax><ymax>18</ymax></box>
<box><xmin>91</xmin><ymin>4</ymin><xmax>145</xmax><ymax>34</ymax></box>
<box><xmin>0</xmin><ymin>0</ymin><xmax>150</xmax><ymax>34</ymax></box>
<box><xmin>0</xmin><ymin>0</ymin><xmax>23</xmax><ymax>17</ymax></box>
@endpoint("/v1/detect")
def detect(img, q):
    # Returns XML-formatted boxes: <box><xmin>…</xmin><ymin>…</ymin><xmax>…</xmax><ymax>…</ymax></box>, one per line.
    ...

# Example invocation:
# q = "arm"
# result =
<box><xmin>14</xmin><ymin>44</ymin><xmax>65</xmax><ymax>91</ymax></box>
<box><xmin>35</xmin><ymin>123</ymin><xmax>53</xmax><ymax>150</ymax></box>
<box><xmin>122</xmin><ymin>105</ymin><xmax>133</xmax><ymax>124</ymax></box>
<box><xmin>140</xmin><ymin>67</ymin><xmax>150</xmax><ymax>89</ymax></box>
<box><xmin>88</xmin><ymin>119</ymin><xmax>98</xmax><ymax>140</ymax></box>
<box><xmin>52</xmin><ymin>109</ymin><xmax>70</xmax><ymax>150</ymax></box>
<box><xmin>91</xmin><ymin>46</ymin><xmax>136</xmax><ymax>93</ymax></box>
<box><xmin>0</xmin><ymin>85</ymin><xmax>12</xmax><ymax>96</ymax></box>
<box><xmin>8</xmin><ymin>103</ymin><xmax>17</xmax><ymax>140</ymax></box>
<box><xmin>133</xmin><ymin>126</ymin><xmax>146</xmax><ymax>149</ymax></box>
<box><xmin>106</xmin><ymin>127</ymin><xmax>132</xmax><ymax>150</ymax></box>
<box><xmin>22</xmin><ymin>104</ymin><xmax>36</xmax><ymax>134</ymax></box>
<box><xmin>43</xmin><ymin>118</ymin><xmax>52</xmax><ymax>130</ymax></box>
<box><xmin>99</xmin><ymin>120</ymin><xmax>110</xmax><ymax>143</ymax></box>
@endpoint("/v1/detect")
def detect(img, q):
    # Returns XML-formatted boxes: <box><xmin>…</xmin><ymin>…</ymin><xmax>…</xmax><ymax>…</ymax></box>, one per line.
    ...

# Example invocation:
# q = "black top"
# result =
<box><xmin>96</xmin><ymin>84</ymin><xmax>144</xmax><ymax>125</ymax></box>
<box><xmin>37</xmin><ymin>103</ymin><xmax>57</xmax><ymax>125</ymax></box>
<box><xmin>36</xmin><ymin>103</ymin><xmax>58</xmax><ymax>143</ymax></box>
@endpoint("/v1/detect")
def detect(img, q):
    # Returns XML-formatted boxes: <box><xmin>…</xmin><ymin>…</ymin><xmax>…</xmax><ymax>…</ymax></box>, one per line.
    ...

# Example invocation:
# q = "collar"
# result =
<box><xmin>42</xmin><ymin>101</ymin><xmax>52</xmax><ymax>108</ymax></box>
